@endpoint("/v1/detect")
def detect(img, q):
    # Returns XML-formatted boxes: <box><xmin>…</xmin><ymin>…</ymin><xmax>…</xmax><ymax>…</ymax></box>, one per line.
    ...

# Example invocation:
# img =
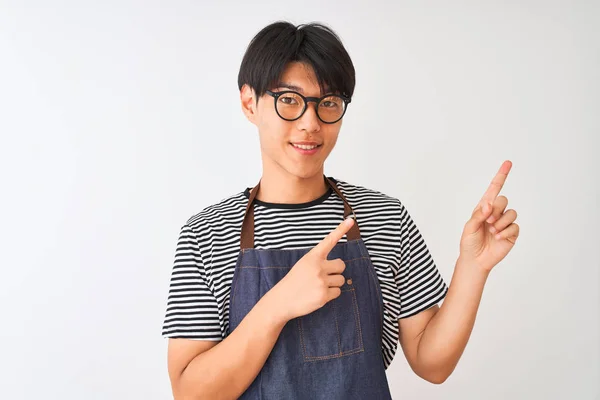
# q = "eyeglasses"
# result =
<box><xmin>265</xmin><ymin>90</ymin><xmax>351</xmax><ymax>124</ymax></box>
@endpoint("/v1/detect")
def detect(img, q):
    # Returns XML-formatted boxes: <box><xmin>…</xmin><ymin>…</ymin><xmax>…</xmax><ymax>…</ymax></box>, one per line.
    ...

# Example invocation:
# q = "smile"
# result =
<box><xmin>290</xmin><ymin>143</ymin><xmax>322</xmax><ymax>155</ymax></box>
<box><xmin>291</xmin><ymin>143</ymin><xmax>320</xmax><ymax>150</ymax></box>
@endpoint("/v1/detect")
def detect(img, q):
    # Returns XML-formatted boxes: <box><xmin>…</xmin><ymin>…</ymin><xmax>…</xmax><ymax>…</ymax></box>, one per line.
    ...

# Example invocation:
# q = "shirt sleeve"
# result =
<box><xmin>161</xmin><ymin>223</ymin><xmax>223</xmax><ymax>340</ymax></box>
<box><xmin>396</xmin><ymin>203</ymin><xmax>449</xmax><ymax>319</ymax></box>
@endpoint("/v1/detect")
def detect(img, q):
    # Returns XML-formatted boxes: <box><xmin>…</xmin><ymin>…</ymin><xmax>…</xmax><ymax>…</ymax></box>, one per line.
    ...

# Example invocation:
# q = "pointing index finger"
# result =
<box><xmin>313</xmin><ymin>217</ymin><xmax>355</xmax><ymax>258</ymax></box>
<box><xmin>481</xmin><ymin>160</ymin><xmax>512</xmax><ymax>204</ymax></box>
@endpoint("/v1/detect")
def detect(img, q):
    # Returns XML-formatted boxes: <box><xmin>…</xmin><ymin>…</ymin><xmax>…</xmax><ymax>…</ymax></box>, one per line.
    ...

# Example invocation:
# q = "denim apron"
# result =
<box><xmin>227</xmin><ymin>176</ymin><xmax>392</xmax><ymax>399</ymax></box>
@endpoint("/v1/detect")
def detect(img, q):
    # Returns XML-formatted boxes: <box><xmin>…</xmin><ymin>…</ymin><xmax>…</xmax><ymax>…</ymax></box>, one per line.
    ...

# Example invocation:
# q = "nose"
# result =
<box><xmin>296</xmin><ymin>102</ymin><xmax>321</xmax><ymax>133</ymax></box>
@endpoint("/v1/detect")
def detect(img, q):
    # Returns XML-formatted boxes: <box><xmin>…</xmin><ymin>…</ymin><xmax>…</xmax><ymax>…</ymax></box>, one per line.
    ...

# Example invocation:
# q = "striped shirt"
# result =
<box><xmin>162</xmin><ymin>177</ymin><xmax>448</xmax><ymax>368</ymax></box>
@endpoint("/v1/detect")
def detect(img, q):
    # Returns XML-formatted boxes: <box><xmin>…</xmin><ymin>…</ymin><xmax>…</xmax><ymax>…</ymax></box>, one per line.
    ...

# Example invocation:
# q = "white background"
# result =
<box><xmin>1</xmin><ymin>1</ymin><xmax>598</xmax><ymax>399</ymax></box>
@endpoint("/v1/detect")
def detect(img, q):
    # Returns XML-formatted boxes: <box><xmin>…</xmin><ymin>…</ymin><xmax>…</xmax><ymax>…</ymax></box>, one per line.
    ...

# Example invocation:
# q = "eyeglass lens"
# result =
<box><xmin>276</xmin><ymin>92</ymin><xmax>346</xmax><ymax>123</ymax></box>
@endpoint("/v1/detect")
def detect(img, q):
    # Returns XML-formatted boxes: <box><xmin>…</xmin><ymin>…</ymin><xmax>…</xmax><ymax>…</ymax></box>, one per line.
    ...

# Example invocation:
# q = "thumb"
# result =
<box><xmin>464</xmin><ymin>202</ymin><xmax>493</xmax><ymax>235</ymax></box>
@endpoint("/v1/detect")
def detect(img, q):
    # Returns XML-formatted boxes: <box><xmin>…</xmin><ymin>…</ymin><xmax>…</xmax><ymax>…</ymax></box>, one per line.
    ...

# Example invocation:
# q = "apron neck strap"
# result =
<box><xmin>240</xmin><ymin>176</ymin><xmax>361</xmax><ymax>250</ymax></box>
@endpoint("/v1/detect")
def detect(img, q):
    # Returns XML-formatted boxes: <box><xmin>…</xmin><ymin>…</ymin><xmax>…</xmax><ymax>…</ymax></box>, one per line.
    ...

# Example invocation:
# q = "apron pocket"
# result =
<box><xmin>298</xmin><ymin>288</ymin><xmax>364</xmax><ymax>361</ymax></box>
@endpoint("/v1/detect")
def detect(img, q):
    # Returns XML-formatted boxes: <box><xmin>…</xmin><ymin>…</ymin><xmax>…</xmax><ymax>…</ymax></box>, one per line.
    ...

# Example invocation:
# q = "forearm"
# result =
<box><xmin>178</xmin><ymin>288</ymin><xmax>288</xmax><ymax>400</ymax></box>
<box><xmin>416</xmin><ymin>258</ymin><xmax>490</xmax><ymax>382</ymax></box>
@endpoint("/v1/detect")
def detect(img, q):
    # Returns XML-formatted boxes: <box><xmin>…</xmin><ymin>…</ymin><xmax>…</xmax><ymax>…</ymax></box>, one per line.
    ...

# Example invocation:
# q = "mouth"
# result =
<box><xmin>290</xmin><ymin>142</ymin><xmax>322</xmax><ymax>155</ymax></box>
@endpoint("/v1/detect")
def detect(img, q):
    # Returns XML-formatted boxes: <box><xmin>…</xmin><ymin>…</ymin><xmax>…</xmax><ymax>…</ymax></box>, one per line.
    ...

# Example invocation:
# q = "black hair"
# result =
<box><xmin>237</xmin><ymin>21</ymin><xmax>356</xmax><ymax>101</ymax></box>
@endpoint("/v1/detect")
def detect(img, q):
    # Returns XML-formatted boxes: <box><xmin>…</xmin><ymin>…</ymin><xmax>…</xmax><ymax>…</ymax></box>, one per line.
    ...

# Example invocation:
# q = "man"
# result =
<box><xmin>162</xmin><ymin>21</ymin><xmax>519</xmax><ymax>399</ymax></box>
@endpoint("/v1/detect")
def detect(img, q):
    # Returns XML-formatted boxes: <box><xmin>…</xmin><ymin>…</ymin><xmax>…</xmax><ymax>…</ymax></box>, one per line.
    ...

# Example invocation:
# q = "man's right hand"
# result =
<box><xmin>169</xmin><ymin>219</ymin><xmax>355</xmax><ymax>399</ymax></box>
<box><xmin>270</xmin><ymin>216</ymin><xmax>355</xmax><ymax>322</ymax></box>
<box><xmin>169</xmin><ymin>217</ymin><xmax>356</xmax><ymax>400</ymax></box>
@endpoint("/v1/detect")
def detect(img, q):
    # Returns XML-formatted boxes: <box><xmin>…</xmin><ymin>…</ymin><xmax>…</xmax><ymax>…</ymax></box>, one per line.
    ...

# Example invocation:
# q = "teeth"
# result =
<box><xmin>292</xmin><ymin>143</ymin><xmax>319</xmax><ymax>150</ymax></box>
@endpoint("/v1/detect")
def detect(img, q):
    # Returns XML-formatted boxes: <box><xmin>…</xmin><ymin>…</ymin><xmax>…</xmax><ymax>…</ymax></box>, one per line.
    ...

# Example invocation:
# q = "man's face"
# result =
<box><xmin>241</xmin><ymin>62</ymin><xmax>344</xmax><ymax>180</ymax></box>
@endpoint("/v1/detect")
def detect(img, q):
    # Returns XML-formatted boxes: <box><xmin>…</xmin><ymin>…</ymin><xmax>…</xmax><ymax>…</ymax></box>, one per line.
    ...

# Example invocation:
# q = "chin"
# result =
<box><xmin>281</xmin><ymin>164</ymin><xmax>323</xmax><ymax>180</ymax></box>
<box><xmin>266</xmin><ymin>150</ymin><xmax>326</xmax><ymax>180</ymax></box>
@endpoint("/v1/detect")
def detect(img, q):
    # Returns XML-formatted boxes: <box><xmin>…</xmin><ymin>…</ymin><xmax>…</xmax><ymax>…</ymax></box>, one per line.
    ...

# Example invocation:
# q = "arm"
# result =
<box><xmin>168</xmin><ymin>287</ymin><xmax>288</xmax><ymax>400</ymax></box>
<box><xmin>167</xmin><ymin>218</ymin><xmax>355</xmax><ymax>399</ymax></box>
<box><xmin>399</xmin><ymin>161</ymin><xmax>519</xmax><ymax>384</ymax></box>
<box><xmin>399</xmin><ymin>258</ymin><xmax>488</xmax><ymax>384</ymax></box>
<box><xmin>165</xmin><ymin>223</ymin><xmax>282</xmax><ymax>399</ymax></box>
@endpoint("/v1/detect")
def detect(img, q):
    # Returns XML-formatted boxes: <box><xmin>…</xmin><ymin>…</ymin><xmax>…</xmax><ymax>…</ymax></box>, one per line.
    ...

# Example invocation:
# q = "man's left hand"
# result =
<box><xmin>459</xmin><ymin>160</ymin><xmax>520</xmax><ymax>272</ymax></box>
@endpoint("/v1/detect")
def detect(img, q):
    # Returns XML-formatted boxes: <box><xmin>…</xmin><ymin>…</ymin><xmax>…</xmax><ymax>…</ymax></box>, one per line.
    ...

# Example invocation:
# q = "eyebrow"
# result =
<box><xmin>274</xmin><ymin>82</ymin><xmax>332</xmax><ymax>95</ymax></box>
<box><xmin>275</xmin><ymin>82</ymin><xmax>305</xmax><ymax>92</ymax></box>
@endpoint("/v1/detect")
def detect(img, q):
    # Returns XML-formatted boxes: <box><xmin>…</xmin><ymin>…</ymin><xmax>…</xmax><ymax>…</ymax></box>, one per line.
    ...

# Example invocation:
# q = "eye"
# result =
<box><xmin>320</xmin><ymin>99</ymin><xmax>341</xmax><ymax>109</ymax></box>
<box><xmin>279</xmin><ymin>94</ymin><xmax>301</xmax><ymax>106</ymax></box>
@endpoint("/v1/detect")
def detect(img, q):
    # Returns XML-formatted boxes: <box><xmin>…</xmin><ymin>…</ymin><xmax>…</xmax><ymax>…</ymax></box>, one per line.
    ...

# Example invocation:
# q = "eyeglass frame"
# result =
<box><xmin>265</xmin><ymin>89</ymin><xmax>351</xmax><ymax>124</ymax></box>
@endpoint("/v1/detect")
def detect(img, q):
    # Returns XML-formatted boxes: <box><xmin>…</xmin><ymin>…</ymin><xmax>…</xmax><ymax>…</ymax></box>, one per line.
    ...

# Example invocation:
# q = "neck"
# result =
<box><xmin>255</xmin><ymin>165</ymin><xmax>328</xmax><ymax>205</ymax></box>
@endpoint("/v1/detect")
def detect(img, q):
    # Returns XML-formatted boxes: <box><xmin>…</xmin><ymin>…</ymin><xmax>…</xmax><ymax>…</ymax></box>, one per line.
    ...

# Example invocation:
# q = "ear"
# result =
<box><xmin>240</xmin><ymin>84</ymin><xmax>258</xmax><ymax>125</ymax></box>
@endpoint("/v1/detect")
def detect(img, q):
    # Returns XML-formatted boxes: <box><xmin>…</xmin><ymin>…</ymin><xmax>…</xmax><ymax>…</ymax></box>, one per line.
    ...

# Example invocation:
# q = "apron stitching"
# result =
<box><xmin>351</xmin><ymin>288</ymin><xmax>365</xmax><ymax>350</ymax></box>
<box><xmin>238</xmin><ymin>256</ymin><xmax>370</xmax><ymax>269</ymax></box>
<box><xmin>332</xmin><ymin>300</ymin><xmax>342</xmax><ymax>355</ymax></box>
<box><xmin>229</xmin><ymin>268</ymin><xmax>242</xmax><ymax>313</ymax></box>
<box><xmin>365</xmin><ymin>260</ymin><xmax>385</xmax><ymax>338</ymax></box>
<box><xmin>298</xmin><ymin>318</ymin><xmax>308</xmax><ymax>361</ymax></box>
<box><xmin>304</xmin><ymin>348</ymin><xmax>364</xmax><ymax>361</ymax></box>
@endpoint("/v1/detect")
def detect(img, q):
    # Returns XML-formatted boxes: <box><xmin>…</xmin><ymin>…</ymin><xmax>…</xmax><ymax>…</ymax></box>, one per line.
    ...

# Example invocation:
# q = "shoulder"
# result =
<box><xmin>330</xmin><ymin>176</ymin><xmax>405</xmax><ymax>213</ymax></box>
<box><xmin>182</xmin><ymin>190</ymin><xmax>247</xmax><ymax>234</ymax></box>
